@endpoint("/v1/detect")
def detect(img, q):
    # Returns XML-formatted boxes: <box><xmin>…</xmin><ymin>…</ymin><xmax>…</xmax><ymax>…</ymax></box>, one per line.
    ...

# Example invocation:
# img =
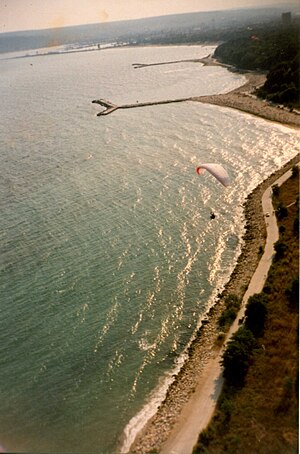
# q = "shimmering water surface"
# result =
<box><xmin>0</xmin><ymin>45</ymin><xmax>299</xmax><ymax>453</ymax></box>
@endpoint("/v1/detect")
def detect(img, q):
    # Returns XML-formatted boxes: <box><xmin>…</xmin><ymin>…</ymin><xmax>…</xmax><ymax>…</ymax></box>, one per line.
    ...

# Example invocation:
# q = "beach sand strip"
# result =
<box><xmin>126</xmin><ymin>60</ymin><xmax>300</xmax><ymax>453</ymax></box>
<box><xmin>193</xmin><ymin>72</ymin><xmax>300</xmax><ymax>128</ymax></box>
<box><xmin>129</xmin><ymin>152</ymin><xmax>299</xmax><ymax>453</ymax></box>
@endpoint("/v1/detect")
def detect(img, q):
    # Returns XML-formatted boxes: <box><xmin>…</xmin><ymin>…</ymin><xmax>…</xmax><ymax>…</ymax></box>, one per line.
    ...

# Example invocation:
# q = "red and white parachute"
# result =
<box><xmin>196</xmin><ymin>163</ymin><xmax>230</xmax><ymax>187</ymax></box>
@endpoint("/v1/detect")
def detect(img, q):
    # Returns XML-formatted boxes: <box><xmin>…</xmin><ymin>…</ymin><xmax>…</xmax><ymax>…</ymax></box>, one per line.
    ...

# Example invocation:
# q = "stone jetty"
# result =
<box><xmin>92</xmin><ymin>97</ymin><xmax>194</xmax><ymax>116</ymax></box>
<box><xmin>132</xmin><ymin>55</ymin><xmax>226</xmax><ymax>70</ymax></box>
<box><xmin>91</xmin><ymin>99</ymin><xmax>119</xmax><ymax>115</ymax></box>
<box><xmin>132</xmin><ymin>58</ymin><xmax>204</xmax><ymax>69</ymax></box>
<box><xmin>92</xmin><ymin>55</ymin><xmax>235</xmax><ymax>117</ymax></box>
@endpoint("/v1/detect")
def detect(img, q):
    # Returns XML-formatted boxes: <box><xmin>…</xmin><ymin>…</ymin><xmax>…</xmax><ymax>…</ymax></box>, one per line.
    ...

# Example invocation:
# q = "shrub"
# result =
<box><xmin>263</xmin><ymin>284</ymin><xmax>272</xmax><ymax>294</ymax></box>
<box><xmin>276</xmin><ymin>376</ymin><xmax>296</xmax><ymax>414</ymax></box>
<box><xmin>245</xmin><ymin>293</ymin><xmax>268</xmax><ymax>337</ymax></box>
<box><xmin>218</xmin><ymin>294</ymin><xmax>241</xmax><ymax>330</ymax></box>
<box><xmin>272</xmin><ymin>184</ymin><xmax>280</xmax><ymax>196</ymax></box>
<box><xmin>274</xmin><ymin>240</ymin><xmax>288</xmax><ymax>260</ymax></box>
<box><xmin>285</xmin><ymin>278</ymin><xmax>299</xmax><ymax>310</ymax></box>
<box><xmin>225</xmin><ymin>294</ymin><xmax>240</xmax><ymax>308</ymax></box>
<box><xmin>276</xmin><ymin>204</ymin><xmax>288</xmax><ymax>220</ymax></box>
<box><xmin>216</xmin><ymin>331</ymin><xmax>226</xmax><ymax>346</ymax></box>
<box><xmin>279</xmin><ymin>225</ymin><xmax>286</xmax><ymax>235</ymax></box>
<box><xmin>218</xmin><ymin>307</ymin><xmax>237</xmax><ymax>328</ymax></box>
<box><xmin>221</xmin><ymin>327</ymin><xmax>257</xmax><ymax>387</ymax></box>
<box><xmin>219</xmin><ymin>397</ymin><xmax>234</xmax><ymax>422</ymax></box>
<box><xmin>291</xmin><ymin>165</ymin><xmax>299</xmax><ymax>178</ymax></box>
<box><xmin>196</xmin><ymin>425</ymin><xmax>216</xmax><ymax>449</ymax></box>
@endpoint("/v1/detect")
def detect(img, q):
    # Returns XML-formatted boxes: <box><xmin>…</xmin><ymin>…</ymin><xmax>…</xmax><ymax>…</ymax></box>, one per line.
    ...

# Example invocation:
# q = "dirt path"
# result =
<box><xmin>159</xmin><ymin>167</ymin><xmax>295</xmax><ymax>454</ymax></box>
<box><xmin>128</xmin><ymin>155</ymin><xmax>299</xmax><ymax>454</ymax></box>
<box><xmin>118</xmin><ymin>56</ymin><xmax>300</xmax><ymax>453</ymax></box>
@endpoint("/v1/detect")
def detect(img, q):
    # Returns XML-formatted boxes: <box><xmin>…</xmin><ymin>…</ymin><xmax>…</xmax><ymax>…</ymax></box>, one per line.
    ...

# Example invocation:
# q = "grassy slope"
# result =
<box><xmin>194</xmin><ymin>172</ymin><xmax>299</xmax><ymax>454</ymax></box>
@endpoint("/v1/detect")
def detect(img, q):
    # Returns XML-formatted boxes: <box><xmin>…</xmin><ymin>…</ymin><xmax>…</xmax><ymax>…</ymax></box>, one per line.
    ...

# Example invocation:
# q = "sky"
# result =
<box><xmin>1</xmin><ymin>0</ymin><xmax>293</xmax><ymax>33</ymax></box>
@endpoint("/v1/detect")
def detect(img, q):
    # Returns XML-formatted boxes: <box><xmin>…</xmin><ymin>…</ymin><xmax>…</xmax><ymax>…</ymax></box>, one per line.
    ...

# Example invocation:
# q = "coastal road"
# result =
<box><xmin>160</xmin><ymin>167</ymin><xmax>295</xmax><ymax>454</ymax></box>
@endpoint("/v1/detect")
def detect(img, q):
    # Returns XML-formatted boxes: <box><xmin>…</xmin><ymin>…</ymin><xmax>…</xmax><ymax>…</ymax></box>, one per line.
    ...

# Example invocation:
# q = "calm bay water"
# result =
<box><xmin>0</xmin><ymin>45</ymin><xmax>299</xmax><ymax>453</ymax></box>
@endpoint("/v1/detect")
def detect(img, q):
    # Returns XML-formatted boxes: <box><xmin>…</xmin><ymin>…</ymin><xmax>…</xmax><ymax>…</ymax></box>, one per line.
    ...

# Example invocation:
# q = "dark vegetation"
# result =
<box><xmin>218</xmin><ymin>294</ymin><xmax>241</xmax><ymax>331</ymax></box>
<box><xmin>221</xmin><ymin>326</ymin><xmax>258</xmax><ymax>387</ymax></box>
<box><xmin>194</xmin><ymin>169</ymin><xmax>299</xmax><ymax>454</ymax></box>
<box><xmin>214</xmin><ymin>21</ymin><xmax>300</xmax><ymax>107</ymax></box>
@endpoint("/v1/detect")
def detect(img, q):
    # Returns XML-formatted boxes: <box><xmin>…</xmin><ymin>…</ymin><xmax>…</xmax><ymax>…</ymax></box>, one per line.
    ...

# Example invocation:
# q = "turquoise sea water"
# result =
<box><xmin>0</xmin><ymin>45</ymin><xmax>299</xmax><ymax>453</ymax></box>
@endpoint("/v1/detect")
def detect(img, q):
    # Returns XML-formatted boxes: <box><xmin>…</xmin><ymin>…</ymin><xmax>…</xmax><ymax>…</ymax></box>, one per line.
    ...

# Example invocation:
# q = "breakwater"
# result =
<box><xmin>92</xmin><ymin>97</ymin><xmax>194</xmax><ymax>116</ymax></box>
<box><xmin>92</xmin><ymin>54</ymin><xmax>230</xmax><ymax>117</ymax></box>
<box><xmin>132</xmin><ymin>58</ymin><xmax>204</xmax><ymax>69</ymax></box>
<box><xmin>131</xmin><ymin>55</ymin><xmax>226</xmax><ymax>70</ymax></box>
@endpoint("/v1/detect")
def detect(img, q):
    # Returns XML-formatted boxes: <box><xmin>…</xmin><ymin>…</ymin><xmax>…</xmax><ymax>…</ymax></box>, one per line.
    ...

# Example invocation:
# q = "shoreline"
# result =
<box><xmin>192</xmin><ymin>70</ymin><xmax>300</xmax><ymax>129</ymax></box>
<box><xmin>92</xmin><ymin>50</ymin><xmax>300</xmax><ymax>127</ymax></box>
<box><xmin>128</xmin><ymin>153</ymin><xmax>300</xmax><ymax>454</ymax></box>
<box><xmin>121</xmin><ymin>55</ymin><xmax>300</xmax><ymax>453</ymax></box>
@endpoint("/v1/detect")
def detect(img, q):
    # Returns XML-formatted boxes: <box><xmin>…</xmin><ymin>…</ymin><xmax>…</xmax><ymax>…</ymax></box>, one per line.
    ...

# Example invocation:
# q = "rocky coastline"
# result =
<box><xmin>121</xmin><ymin>55</ymin><xmax>300</xmax><ymax>453</ymax></box>
<box><xmin>129</xmin><ymin>153</ymin><xmax>299</xmax><ymax>453</ymax></box>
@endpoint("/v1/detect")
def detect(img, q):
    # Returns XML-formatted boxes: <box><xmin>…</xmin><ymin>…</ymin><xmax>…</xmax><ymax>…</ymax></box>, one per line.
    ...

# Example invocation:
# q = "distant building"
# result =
<box><xmin>282</xmin><ymin>12</ymin><xmax>292</xmax><ymax>26</ymax></box>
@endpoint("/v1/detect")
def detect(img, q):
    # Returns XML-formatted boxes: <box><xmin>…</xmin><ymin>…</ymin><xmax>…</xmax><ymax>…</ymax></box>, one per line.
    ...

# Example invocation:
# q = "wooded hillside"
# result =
<box><xmin>214</xmin><ymin>22</ymin><xmax>300</xmax><ymax>107</ymax></box>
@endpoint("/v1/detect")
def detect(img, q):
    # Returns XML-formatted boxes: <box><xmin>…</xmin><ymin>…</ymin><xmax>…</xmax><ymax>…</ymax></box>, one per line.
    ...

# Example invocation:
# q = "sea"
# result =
<box><xmin>0</xmin><ymin>44</ymin><xmax>299</xmax><ymax>454</ymax></box>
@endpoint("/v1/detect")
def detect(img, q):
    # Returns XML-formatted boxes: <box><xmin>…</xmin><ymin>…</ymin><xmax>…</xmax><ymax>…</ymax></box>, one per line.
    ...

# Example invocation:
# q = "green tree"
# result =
<box><xmin>272</xmin><ymin>184</ymin><xmax>280</xmax><ymax>197</ymax></box>
<box><xmin>221</xmin><ymin>327</ymin><xmax>257</xmax><ymax>386</ymax></box>
<box><xmin>274</xmin><ymin>240</ymin><xmax>288</xmax><ymax>260</ymax></box>
<box><xmin>218</xmin><ymin>294</ymin><xmax>241</xmax><ymax>329</ymax></box>
<box><xmin>245</xmin><ymin>293</ymin><xmax>268</xmax><ymax>337</ymax></box>
<box><xmin>276</xmin><ymin>204</ymin><xmax>288</xmax><ymax>220</ymax></box>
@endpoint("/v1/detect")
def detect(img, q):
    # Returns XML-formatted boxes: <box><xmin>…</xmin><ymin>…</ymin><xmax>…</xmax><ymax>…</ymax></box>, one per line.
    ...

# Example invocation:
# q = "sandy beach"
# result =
<box><xmin>193</xmin><ymin>71</ymin><xmax>300</xmax><ymax>129</ymax></box>
<box><xmin>127</xmin><ymin>70</ymin><xmax>300</xmax><ymax>453</ymax></box>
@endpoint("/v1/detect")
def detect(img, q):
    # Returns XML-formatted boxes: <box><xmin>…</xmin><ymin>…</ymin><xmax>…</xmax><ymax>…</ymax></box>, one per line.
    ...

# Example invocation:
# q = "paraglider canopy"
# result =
<box><xmin>196</xmin><ymin>163</ymin><xmax>230</xmax><ymax>187</ymax></box>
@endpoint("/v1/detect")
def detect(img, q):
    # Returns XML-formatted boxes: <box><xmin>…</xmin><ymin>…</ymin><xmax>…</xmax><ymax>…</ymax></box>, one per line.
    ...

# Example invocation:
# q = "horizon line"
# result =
<box><xmin>1</xmin><ymin>2</ymin><xmax>298</xmax><ymax>35</ymax></box>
